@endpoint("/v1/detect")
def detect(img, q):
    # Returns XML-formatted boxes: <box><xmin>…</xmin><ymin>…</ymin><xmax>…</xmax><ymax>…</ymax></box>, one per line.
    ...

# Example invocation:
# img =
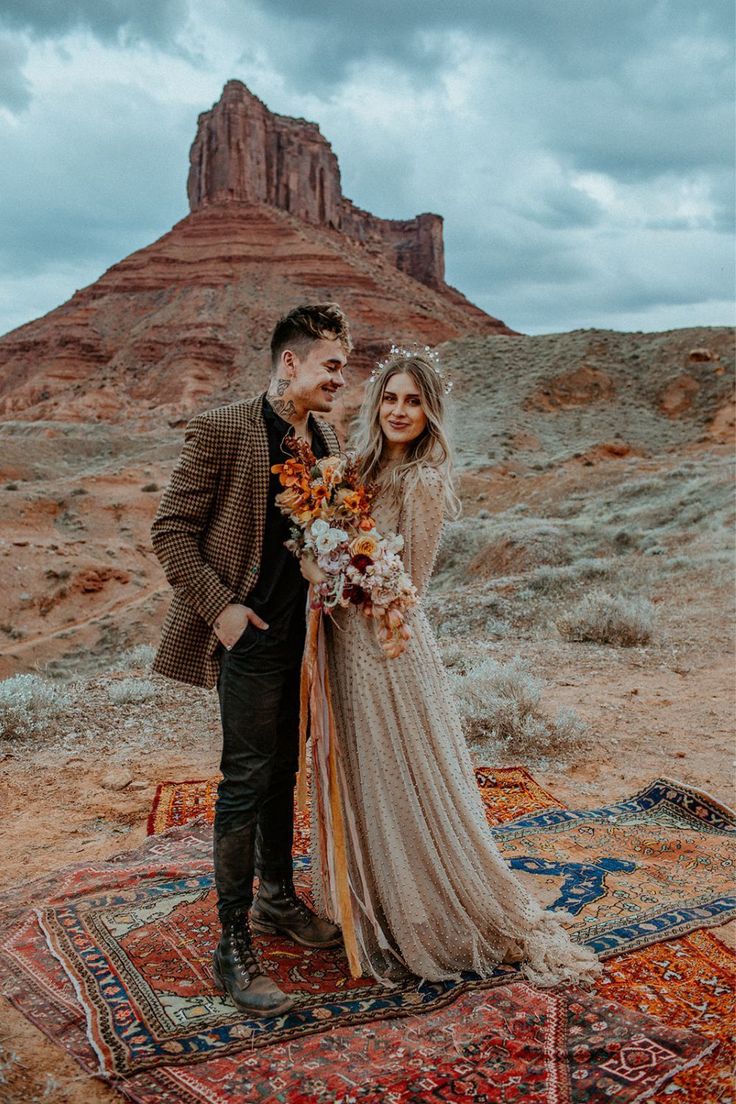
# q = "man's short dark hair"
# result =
<box><xmin>270</xmin><ymin>303</ymin><xmax>352</xmax><ymax>370</ymax></box>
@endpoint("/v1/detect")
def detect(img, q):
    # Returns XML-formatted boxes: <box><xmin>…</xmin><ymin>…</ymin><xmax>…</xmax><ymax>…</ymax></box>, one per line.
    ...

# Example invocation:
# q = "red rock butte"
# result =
<box><xmin>0</xmin><ymin>79</ymin><xmax>514</xmax><ymax>425</ymax></box>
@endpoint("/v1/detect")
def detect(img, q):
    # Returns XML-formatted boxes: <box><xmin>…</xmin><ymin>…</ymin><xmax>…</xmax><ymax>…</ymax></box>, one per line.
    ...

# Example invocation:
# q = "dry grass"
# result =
<box><xmin>448</xmin><ymin>653</ymin><xmax>588</xmax><ymax>761</ymax></box>
<box><xmin>107</xmin><ymin>677</ymin><xmax>157</xmax><ymax>704</ymax></box>
<box><xmin>117</xmin><ymin>644</ymin><xmax>156</xmax><ymax>671</ymax></box>
<box><xmin>556</xmin><ymin>590</ymin><xmax>655</xmax><ymax>646</ymax></box>
<box><xmin>0</xmin><ymin>672</ymin><xmax>217</xmax><ymax>753</ymax></box>
<box><xmin>0</xmin><ymin>675</ymin><xmax>69</xmax><ymax>740</ymax></box>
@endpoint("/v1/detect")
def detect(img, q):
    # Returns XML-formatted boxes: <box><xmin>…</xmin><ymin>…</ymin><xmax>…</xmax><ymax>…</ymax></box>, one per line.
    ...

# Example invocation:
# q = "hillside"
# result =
<box><xmin>0</xmin><ymin>325</ymin><xmax>731</xmax><ymax>681</ymax></box>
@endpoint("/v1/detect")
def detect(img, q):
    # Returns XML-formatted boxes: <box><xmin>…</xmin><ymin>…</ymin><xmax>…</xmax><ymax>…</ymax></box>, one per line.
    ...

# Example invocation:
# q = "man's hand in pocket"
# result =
<box><xmin>213</xmin><ymin>604</ymin><xmax>269</xmax><ymax>650</ymax></box>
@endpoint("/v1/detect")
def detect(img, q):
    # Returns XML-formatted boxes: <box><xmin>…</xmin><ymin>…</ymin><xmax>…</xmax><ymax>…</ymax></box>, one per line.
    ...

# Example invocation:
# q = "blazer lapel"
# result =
<box><xmin>224</xmin><ymin>394</ymin><xmax>269</xmax><ymax>596</ymax></box>
<box><xmin>246</xmin><ymin>393</ymin><xmax>269</xmax><ymax>570</ymax></box>
<box><xmin>314</xmin><ymin>417</ymin><xmax>340</xmax><ymax>454</ymax></box>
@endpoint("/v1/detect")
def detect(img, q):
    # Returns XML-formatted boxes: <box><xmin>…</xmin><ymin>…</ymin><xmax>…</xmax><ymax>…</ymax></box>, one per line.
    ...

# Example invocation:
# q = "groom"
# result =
<box><xmin>151</xmin><ymin>303</ymin><xmax>351</xmax><ymax>1016</ymax></box>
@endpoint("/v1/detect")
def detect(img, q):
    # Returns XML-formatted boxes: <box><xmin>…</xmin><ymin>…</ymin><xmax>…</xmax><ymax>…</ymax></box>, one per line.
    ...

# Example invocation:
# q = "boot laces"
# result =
<box><xmin>228</xmin><ymin>915</ymin><xmax>259</xmax><ymax>977</ymax></box>
<box><xmin>287</xmin><ymin>891</ymin><xmax>313</xmax><ymax>922</ymax></box>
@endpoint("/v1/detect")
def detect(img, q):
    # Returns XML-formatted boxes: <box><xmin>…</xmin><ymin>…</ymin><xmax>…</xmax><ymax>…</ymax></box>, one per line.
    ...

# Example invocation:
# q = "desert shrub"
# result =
<box><xmin>434</xmin><ymin>516</ymin><xmax>493</xmax><ymax>576</ymax></box>
<box><xmin>450</xmin><ymin>655</ymin><xmax>587</xmax><ymax>759</ymax></box>
<box><xmin>523</xmin><ymin>557</ymin><xmax>614</xmax><ymax>596</ymax></box>
<box><xmin>428</xmin><ymin>589</ymin><xmax>511</xmax><ymax>639</ymax></box>
<box><xmin>440</xmin><ymin>641</ymin><xmax>472</xmax><ymax>671</ymax></box>
<box><xmin>556</xmin><ymin>590</ymin><xmax>654</xmax><ymax>646</ymax></box>
<box><xmin>118</xmin><ymin>644</ymin><xmax>156</xmax><ymax>671</ymax></box>
<box><xmin>0</xmin><ymin>674</ymin><xmax>69</xmax><ymax>739</ymax></box>
<box><xmin>107</xmin><ymin>678</ymin><xmax>157</xmax><ymax>704</ymax></box>
<box><xmin>141</xmin><ymin>483</ymin><xmax>159</xmax><ymax>493</ymax></box>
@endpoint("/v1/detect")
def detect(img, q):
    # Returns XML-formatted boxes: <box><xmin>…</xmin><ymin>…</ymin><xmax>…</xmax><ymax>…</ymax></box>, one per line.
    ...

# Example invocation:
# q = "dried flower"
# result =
<box><xmin>274</xmin><ymin>438</ymin><xmax>417</xmax><ymax>656</ymax></box>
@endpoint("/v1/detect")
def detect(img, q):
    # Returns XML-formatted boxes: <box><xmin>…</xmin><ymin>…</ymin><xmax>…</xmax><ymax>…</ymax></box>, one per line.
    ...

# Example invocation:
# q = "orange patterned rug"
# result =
<box><xmin>600</xmin><ymin>929</ymin><xmax>734</xmax><ymax>1103</ymax></box>
<box><xmin>147</xmin><ymin>765</ymin><xmax>563</xmax><ymax>835</ymax></box>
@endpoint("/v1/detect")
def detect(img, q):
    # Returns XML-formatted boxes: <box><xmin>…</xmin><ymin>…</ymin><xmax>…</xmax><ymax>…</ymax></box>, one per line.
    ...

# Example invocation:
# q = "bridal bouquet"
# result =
<box><xmin>272</xmin><ymin>438</ymin><xmax>417</xmax><ymax>657</ymax></box>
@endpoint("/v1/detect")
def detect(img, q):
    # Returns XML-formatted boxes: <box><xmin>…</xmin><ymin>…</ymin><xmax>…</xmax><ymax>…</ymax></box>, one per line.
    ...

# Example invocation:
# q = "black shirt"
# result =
<box><xmin>247</xmin><ymin>395</ymin><xmax>328</xmax><ymax>636</ymax></box>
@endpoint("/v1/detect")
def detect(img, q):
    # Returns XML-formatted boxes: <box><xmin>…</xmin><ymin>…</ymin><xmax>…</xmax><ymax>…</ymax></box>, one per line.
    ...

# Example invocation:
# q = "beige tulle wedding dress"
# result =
<box><xmin>313</xmin><ymin>463</ymin><xmax>600</xmax><ymax>988</ymax></box>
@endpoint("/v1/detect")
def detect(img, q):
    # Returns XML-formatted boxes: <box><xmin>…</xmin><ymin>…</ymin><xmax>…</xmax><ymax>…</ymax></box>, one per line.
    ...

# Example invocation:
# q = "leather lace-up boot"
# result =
<box><xmin>251</xmin><ymin>874</ymin><xmax>342</xmax><ymax>948</ymax></box>
<box><xmin>213</xmin><ymin>910</ymin><xmax>295</xmax><ymax>1016</ymax></box>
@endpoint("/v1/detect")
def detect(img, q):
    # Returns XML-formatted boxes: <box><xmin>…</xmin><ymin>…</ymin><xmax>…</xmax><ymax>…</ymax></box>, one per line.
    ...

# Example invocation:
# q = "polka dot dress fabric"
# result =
<box><xmin>315</xmin><ymin>464</ymin><xmax>601</xmax><ymax>988</ymax></box>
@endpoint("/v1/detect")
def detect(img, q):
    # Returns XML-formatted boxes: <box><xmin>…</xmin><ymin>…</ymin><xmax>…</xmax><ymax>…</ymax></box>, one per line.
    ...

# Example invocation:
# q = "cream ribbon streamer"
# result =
<box><xmin>297</xmin><ymin>606</ymin><xmax>362</xmax><ymax>977</ymax></box>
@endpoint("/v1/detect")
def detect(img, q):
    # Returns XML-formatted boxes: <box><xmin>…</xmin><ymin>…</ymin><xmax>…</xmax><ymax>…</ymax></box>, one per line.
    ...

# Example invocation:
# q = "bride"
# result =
<box><xmin>301</xmin><ymin>348</ymin><xmax>600</xmax><ymax>988</ymax></box>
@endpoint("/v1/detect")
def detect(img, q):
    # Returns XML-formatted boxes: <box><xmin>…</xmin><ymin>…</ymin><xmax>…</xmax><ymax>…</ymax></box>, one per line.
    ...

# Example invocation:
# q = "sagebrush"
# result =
<box><xmin>557</xmin><ymin>590</ymin><xmax>654</xmax><ymax>646</ymax></box>
<box><xmin>0</xmin><ymin>675</ymin><xmax>69</xmax><ymax>739</ymax></box>
<box><xmin>107</xmin><ymin>678</ymin><xmax>157</xmax><ymax>704</ymax></box>
<box><xmin>449</xmin><ymin>655</ymin><xmax>587</xmax><ymax>760</ymax></box>
<box><xmin>118</xmin><ymin>644</ymin><xmax>156</xmax><ymax>671</ymax></box>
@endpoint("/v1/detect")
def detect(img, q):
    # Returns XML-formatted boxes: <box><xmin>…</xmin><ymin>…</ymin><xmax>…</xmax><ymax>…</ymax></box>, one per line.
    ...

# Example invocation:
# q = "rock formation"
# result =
<box><xmin>0</xmin><ymin>80</ymin><xmax>514</xmax><ymax>425</ymax></box>
<box><xmin>188</xmin><ymin>80</ymin><xmax>446</xmax><ymax>288</ymax></box>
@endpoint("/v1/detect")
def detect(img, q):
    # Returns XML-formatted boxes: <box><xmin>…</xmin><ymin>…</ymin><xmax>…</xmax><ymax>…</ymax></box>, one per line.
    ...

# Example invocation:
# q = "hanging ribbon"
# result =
<box><xmin>297</xmin><ymin>605</ymin><xmax>362</xmax><ymax>978</ymax></box>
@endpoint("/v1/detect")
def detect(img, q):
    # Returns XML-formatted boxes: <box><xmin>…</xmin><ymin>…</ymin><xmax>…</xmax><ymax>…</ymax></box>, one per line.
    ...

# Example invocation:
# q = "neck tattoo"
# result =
<box><xmin>270</xmin><ymin>397</ymin><xmax>297</xmax><ymax>421</ymax></box>
<box><xmin>268</xmin><ymin>379</ymin><xmax>299</xmax><ymax>421</ymax></box>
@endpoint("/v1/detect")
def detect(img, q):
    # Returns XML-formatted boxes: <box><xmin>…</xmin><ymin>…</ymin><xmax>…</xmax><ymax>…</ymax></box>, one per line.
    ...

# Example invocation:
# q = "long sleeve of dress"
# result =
<box><xmin>397</xmin><ymin>466</ymin><xmax>445</xmax><ymax>601</ymax></box>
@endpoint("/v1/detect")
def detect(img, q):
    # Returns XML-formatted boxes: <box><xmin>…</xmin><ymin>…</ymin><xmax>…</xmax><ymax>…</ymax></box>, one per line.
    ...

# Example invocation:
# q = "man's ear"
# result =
<box><xmin>280</xmin><ymin>348</ymin><xmax>298</xmax><ymax>377</ymax></box>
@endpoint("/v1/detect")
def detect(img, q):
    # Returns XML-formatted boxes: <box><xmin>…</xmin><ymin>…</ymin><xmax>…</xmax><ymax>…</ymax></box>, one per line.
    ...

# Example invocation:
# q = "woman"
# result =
<box><xmin>302</xmin><ymin>348</ymin><xmax>600</xmax><ymax>988</ymax></box>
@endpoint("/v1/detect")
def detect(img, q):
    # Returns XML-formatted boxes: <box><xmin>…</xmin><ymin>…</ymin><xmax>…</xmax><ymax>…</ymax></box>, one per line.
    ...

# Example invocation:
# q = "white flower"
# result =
<box><xmin>385</xmin><ymin>534</ymin><xmax>404</xmax><ymax>554</ymax></box>
<box><xmin>309</xmin><ymin>518</ymin><xmax>349</xmax><ymax>555</ymax></box>
<box><xmin>317</xmin><ymin>547</ymin><xmax>350</xmax><ymax>573</ymax></box>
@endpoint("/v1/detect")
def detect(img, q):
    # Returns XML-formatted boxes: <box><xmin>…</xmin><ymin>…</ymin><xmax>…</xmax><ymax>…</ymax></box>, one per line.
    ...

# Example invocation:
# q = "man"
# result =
<box><xmin>151</xmin><ymin>303</ymin><xmax>351</xmax><ymax>1016</ymax></box>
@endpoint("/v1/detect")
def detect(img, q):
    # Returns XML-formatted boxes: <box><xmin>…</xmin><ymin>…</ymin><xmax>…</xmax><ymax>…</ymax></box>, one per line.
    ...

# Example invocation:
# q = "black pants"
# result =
<box><xmin>215</xmin><ymin>612</ymin><xmax>305</xmax><ymax>920</ymax></box>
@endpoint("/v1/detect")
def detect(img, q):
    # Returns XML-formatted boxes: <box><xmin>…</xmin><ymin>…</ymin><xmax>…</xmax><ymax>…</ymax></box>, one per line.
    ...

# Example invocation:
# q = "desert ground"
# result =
<box><xmin>0</xmin><ymin>326</ymin><xmax>734</xmax><ymax>1101</ymax></box>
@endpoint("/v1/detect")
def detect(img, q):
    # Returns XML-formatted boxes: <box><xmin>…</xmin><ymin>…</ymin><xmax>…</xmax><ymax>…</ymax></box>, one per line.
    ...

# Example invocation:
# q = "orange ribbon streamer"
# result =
<box><xmin>297</xmin><ymin>606</ymin><xmax>362</xmax><ymax>978</ymax></box>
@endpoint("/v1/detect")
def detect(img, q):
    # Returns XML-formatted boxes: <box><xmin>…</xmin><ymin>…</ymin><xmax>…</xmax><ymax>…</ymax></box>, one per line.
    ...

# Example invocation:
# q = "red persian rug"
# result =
<box><xmin>0</xmin><ymin>863</ymin><xmax>718</xmax><ymax>1102</ymax></box>
<box><xmin>600</xmin><ymin>930</ymin><xmax>735</xmax><ymax>1103</ymax></box>
<box><xmin>0</xmin><ymin>772</ymin><xmax>732</xmax><ymax>1102</ymax></box>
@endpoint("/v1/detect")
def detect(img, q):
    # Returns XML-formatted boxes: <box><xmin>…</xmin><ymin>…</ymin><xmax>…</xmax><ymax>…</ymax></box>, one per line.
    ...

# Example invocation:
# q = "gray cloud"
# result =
<box><xmin>0</xmin><ymin>0</ymin><xmax>191</xmax><ymax>111</ymax></box>
<box><xmin>0</xmin><ymin>81</ymin><xmax>188</xmax><ymax>287</ymax></box>
<box><xmin>0</xmin><ymin>0</ymin><xmax>188</xmax><ymax>47</ymax></box>
<box><xmin>228</xmin><ymin>0</ymin><xmax>734</xmax><ymax>201</ymax></box>
<box><xmin>245</xmin><ymin>0</ymin><xmax>734</xmax><ymax>81</ymax></box>
<box><xmin>0</xmin><ymin>1</ymin><xmax>732</xmax><ymax>338</ymax></box>
<box><xmin>0</xmin><ymin>33</ymin><xmax>30</xmax><ymax>109</ymax></box>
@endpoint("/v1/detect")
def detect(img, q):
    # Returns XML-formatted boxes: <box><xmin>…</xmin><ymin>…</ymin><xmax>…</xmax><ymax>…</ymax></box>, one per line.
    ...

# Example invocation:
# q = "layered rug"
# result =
<box><xmin>1</xmin><ymin>772</ymin><xmax>733</xmax><ymax>1102</ymax></box>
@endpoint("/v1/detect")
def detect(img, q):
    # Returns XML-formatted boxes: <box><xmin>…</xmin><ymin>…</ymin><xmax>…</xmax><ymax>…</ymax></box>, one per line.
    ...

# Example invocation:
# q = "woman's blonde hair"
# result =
<box><xmin>353</xmin><ymin>352</ymin><xmax>461</xmax><ymax>518</ymax></box>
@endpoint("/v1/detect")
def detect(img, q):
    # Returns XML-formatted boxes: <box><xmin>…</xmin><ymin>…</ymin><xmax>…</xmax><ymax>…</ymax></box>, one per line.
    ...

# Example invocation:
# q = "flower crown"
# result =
<box><xmin>369</xmin><ymin>344</ymin><xmax>453</xmax><ymax>395</ymax></box>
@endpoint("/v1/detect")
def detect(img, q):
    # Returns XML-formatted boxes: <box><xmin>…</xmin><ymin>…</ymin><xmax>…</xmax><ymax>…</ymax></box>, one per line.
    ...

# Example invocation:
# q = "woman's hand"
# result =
<box><xmin>300</xmin><ymin>553</ymin><xmax>327</xmax><ymax>586</ymax></box>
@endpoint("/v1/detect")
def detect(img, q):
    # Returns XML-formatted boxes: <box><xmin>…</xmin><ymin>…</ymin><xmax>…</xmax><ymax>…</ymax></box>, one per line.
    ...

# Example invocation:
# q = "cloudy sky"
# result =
<box><xmin>0</xmin><ymin>0</ymin><xmax>733</xmax><ymax>337</ymax></box>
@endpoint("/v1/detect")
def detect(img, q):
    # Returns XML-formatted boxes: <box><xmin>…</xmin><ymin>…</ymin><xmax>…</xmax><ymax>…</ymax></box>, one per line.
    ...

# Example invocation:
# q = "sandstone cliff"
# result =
<box><xmin>188</xmin><ymin>80</ymin><xmax>446</xmax><ymax>288</ymax></box>
<box><xmin>0</xmin><ymin>81</ymin><xmax>513</xmax><ymax>425</ymax></box>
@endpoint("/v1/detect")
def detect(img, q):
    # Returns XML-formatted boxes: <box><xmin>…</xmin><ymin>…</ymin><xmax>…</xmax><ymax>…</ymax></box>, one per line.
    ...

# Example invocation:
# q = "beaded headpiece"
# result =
<box><xmin>369</xmin><ymin>344</ymin><xmax>453</xmax><ymax>395</ymax></box>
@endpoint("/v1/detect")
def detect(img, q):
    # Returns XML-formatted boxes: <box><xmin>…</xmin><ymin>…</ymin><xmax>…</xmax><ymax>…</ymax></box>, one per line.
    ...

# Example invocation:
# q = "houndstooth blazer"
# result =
<box><xmin>151</xmin><ymin>393</ymin><xmax>341</xmax><ymax>688</ymax></box>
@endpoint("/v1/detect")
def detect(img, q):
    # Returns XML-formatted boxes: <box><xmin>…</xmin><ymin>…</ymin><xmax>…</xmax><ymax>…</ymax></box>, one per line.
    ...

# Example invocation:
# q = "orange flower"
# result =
<box><xmin>272</xmin><ymin>458</ymin><xmax>306</xmax><ymax>488</ymax></box>
<box><xmin>338</xmin><ymin>490</ymin><xmax>362</xmax><ymax>513</ymax></box>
